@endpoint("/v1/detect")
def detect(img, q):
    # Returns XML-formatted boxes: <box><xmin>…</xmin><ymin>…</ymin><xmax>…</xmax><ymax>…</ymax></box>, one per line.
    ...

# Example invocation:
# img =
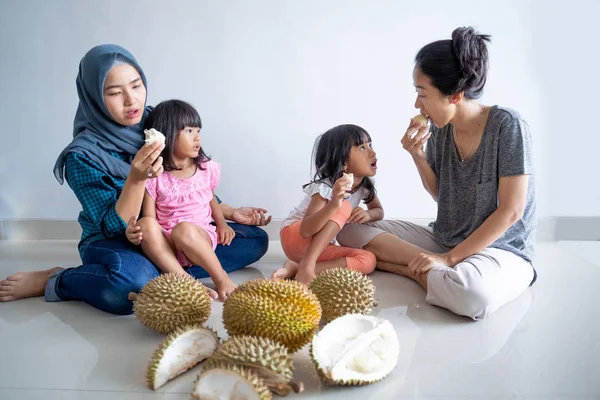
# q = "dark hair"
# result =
<box><xmin>144</xmin><ymin>99</ymin><xmax>210</xmax><ymax>171</ymax></box>
<box><xmin>415</xmin><ymin>26</ymin><xmax>491</xmax><ymax>99</ymax></box>
<box><xmin>304</xmin><ymin>124</ymin><xmax>376</xmax><ymax>204</ymax></box>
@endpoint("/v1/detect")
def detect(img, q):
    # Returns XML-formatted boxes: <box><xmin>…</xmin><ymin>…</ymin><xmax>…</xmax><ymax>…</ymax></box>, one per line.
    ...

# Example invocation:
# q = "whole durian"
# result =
<box><xmin>309</xmin><ymin>268</ymin><xmax>375</xmax><ymax>323</ymax></box>
<box><xmin>310</xmin><ymin>314</ymin><xmax>399</xmax><ymax>386</ymax></box>
<box><xmin>203</xmin><ymin>336</ymin><xmax>302</xmax><ymax>396</ymax></box>
<box><xmin>193</xmin><ymin>365</ymin><xmax>272</xmax><ymax>400</ymax></box>
<box><xmin>222</xmin><ymin>279</ymin><xmax>321</xmax><ymax>352</ymax></box>
<box><xmin>147</xmin><ymin>325</ymin><xmax>218</xmax><ymax>390</ymax></box>
<box><xmin>128</xmin><ymin>273</ymin><xmax>212</xmax><ymax>334</ymax></box>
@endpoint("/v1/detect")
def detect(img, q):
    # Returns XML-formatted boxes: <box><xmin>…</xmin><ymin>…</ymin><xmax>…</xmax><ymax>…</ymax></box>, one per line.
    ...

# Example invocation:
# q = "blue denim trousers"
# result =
<box><xmin>45</xmin><ymin>223</ymin><xmax>269</xmax><ymax>315</ymax></box>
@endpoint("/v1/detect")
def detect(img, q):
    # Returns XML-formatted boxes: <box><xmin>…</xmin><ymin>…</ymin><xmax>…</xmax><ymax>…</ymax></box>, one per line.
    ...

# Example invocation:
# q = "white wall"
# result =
<box><xmin>0</xmin><ymin>0</ymin><xmax>598</xmax><ymax>220</ymax></box>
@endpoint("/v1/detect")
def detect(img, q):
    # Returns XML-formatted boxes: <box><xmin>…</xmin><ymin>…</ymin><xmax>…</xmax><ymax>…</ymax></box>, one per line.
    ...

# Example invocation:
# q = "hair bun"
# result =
<box><xmin>451</xmin><ymin>26</ymin><xmax>491</xmax><ymax>98</ymax></box>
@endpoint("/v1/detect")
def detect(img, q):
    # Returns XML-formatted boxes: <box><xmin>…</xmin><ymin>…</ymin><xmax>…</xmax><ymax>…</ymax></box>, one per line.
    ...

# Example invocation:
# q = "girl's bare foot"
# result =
<box><xmin>271</xmin><ymin>260</ymin><xmax>299</xmax><ymax>280</ymax></box>
<box><xmin>0</xmin><ymin>267</ymin><xmax>64</xmax><ymax>302</ymax></box>
<box><xmin>214</xmin><ymin>276</ymin><xmax>237</xmax><ymax>302</ymax></box>
<box><xmin>203</xmin><ymin>285</ymin><xmax>219</xmax><ymax>301</ymax></box>
<box><xmin>295</xmin><ymin>261</ymin><xmax>316</xmax><ymax>286</ymax></box>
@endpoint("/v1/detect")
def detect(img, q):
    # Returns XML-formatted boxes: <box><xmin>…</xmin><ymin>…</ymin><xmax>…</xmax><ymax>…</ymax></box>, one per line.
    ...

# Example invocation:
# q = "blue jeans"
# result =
<box><xmin>45</xmin><ymin>223</ymin><xmax>269</xmax><ymax>315</ymax></box>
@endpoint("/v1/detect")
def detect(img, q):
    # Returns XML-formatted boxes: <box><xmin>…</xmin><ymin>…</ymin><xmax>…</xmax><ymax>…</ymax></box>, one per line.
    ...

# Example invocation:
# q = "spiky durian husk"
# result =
<box><xmin>222</xmin><ymin>279</ymin><xmax>321</xmax><ymax>352</ymax></box>
<box><xmin>309</xmin><ymin>268</ymin><xmax>375</xmax><ymax>323</ymax></box>
<box><xmin>203</xmin><ymin>336</ymin><xmax>294</xmax><ymax>380</ymax></box>
<box><xmin>130</xmin><ymin>273</ymin><xmax>212</xmax><ymax>334</ymax></box>
<box><xmin>193</xmin><ymin>365</ymin><xmax>272</xmax><ymax>400</ymax></box>
<box><xmin>147</xmin><ymin>325</ymin><xmax>218</xmax><ymax>390</ymax></box>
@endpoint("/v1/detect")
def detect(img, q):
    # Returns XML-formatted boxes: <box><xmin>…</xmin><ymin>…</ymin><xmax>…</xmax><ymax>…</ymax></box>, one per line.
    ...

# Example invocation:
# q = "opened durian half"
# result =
<box><xmin>147</xmin><ymin>325</ymin><xmax>219</xmax><ymax>390</ymax></box>
<box><xmin>193</xmin><ymin>365</ymin><xmax>272</xmax><ymax>400</ymax></box>
<box><xmin>311</xmin><ymin>314</ymin><xmax>399</xmax><ymax>386</ymax></box>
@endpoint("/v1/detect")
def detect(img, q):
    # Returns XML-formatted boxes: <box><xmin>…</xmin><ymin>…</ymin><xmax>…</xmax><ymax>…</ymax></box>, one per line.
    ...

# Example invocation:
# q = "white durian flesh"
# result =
<box><xmin>144</xmin><ymin>128</ymin><xmax>166</xmax><ymax>145</ymax></box>
<box><xmin>311</xmin><ymin>314</ymin><xmax>399</xmax><ymax>385</ymax></box>
<box><xmin>192</xmin><ymin>367</ymin><xmax>271</xmax><ymax>400</ymax></box>
<box><xmin>148</xmin><ymin>326</ymin><xmax>218</xmax><ymax>390</ymax></box>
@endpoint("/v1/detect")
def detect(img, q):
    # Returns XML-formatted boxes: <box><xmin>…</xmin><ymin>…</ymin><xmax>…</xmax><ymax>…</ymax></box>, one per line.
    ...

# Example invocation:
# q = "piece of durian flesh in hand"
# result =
<box><xmin>413</xmin><ymin>114</ymin><xmax>429</xmax><ymax>126</ymax></box>
<box><xmin>144</xmin><ymin>128</ymin><xmax>166</xmax><ymax>145</ymax></box>
<box><xmin>193</xmin><ymin>365</ymin><xmax>272</xmax><ymax>400</ymax></box>
<box><xmin>310</xmin><ymin>314</ymin><xmax>399</xmax><ymax>386</ymax></box>
<box><xmin>147</xmin><ymin>325</ymin><xmax>219</xmax><ymax>390</ymax></box>
<box><xmin>342</xmin><ymin>172</ymin><xmax>354</xmax><ymax>194</ymax></box>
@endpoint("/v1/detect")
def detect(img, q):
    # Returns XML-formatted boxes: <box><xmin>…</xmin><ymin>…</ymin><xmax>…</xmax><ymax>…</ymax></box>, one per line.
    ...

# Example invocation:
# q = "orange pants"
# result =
<box><xmin>280</xmin><ymin>200</ymin><xmax>376</xmax><ymax>275</ymax></box>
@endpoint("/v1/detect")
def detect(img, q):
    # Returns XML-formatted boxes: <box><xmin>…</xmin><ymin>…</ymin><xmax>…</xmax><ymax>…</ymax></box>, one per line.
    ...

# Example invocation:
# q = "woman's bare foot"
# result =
<box><xmin>0</xmin><ymin>267</ymin><xmax>64</xmax><ymax>302</ymax></box>
<box><xmin>271</xmin><ymin>260</ymin><xmax>299</xmax><ymax>280</ymax></box>
<box><xmin>214</xmin><ymin>276</ymin><xmax>237</xmax><ymax>302</ymax></box>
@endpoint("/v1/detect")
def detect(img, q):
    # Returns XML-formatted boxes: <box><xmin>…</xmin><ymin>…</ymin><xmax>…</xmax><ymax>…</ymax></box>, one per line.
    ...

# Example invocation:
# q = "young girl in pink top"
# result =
<box><xmin>128</xmin><ymin>99</ymin><xmax>236</xmax><ymax>301</ymax></box>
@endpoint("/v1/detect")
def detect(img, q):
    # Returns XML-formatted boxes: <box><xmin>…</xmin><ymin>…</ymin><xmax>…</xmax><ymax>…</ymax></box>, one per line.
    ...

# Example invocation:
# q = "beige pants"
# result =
<box><xmin>337</xmin><ymin>220</ymin><xmax>535</xmax><ymax>320</ymax></box>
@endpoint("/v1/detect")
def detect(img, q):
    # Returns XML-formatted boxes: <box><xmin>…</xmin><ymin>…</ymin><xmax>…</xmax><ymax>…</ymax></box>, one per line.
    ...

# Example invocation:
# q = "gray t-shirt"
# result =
<box><xmin>426</xmin><ymin>105</ymin><xmax>536</xmax><ymax>263</ymax></box>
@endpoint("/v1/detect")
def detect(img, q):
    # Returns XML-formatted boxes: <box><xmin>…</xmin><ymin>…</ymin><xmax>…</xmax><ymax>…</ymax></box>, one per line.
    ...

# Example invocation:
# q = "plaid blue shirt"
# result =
<box><xmin>65</xmin><ymin>152</ymin><xmax>129</xmax><ymax>258</ymax></box>
<box><xmin>65</xmin><ymin>152</ymin><xmax>223</xmax><ymax>259</ymax></box>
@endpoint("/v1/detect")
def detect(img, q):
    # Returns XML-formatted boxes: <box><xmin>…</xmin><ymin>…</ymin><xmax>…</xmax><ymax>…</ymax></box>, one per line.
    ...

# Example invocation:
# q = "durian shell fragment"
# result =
<box><xmin>147</xmin><ymin>325</ymin><xmax>219</xmax><ymax>390</ymax></box>
<box><xmin>203</xmin><ymin>335</ymin><xmax>303</xmax><ymax>395</ymax></box>
<box><xmin>193</xmin><ymin>365</ymin><xmax>272</xmax><ymax>400</ymax></box>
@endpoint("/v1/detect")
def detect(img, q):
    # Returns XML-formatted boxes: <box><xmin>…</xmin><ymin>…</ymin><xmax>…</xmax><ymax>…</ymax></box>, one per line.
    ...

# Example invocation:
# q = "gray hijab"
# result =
<box><xmin>53</xmin><ymin>44</ymin><xmax>151</xmax><ymax>184</ymax></box>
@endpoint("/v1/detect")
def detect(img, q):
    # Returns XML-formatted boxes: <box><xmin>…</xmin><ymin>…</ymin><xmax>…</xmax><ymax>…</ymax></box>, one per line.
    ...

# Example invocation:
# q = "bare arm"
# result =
<box><xmin>447</xmin><ymin>175</ymin><xmax>529</xmax><ymax>264</ymax></box>
<box><xmin>412</xmin><ymin>156</ymin><xmax>438</xmax><ymax>201</ymax></box>
<box><xmin>114</xmin><ymin>179</ymin><xmax>146</xmax><ymax>223</ymax></box>
<box><xmin>210</xmin><ymin>194</ymin><xmax>228</xmax><ymax>228</ymax></box>
<box><xmin>299</xmin><ymin>195</ymin><xmax>341</xmax><ymax>238</ymax></box>
<box><xmin>125</xmin><ymin>190</ymin><xmax>157</xmax><ymax>246</ymax></box>
<box><xmin>366</xmin><ymin>195</ymin><xmax>384</xmax><ymax>222</ymax></box>
<box><xmin>300</xmin><ymin>177</ymin><xmax>351</xmax><ymax>238</ymax></box>
<box><xmin>401</xmin><ymin>120</ymin><xmax>437</xmax><ymax>201</ymax></box>
<box><xmin>141</xmin><ymin>191</ymin><xmax>157</xmax><ymax>219</ymax></box>
<box><xmin>115</xmin><ymin>141</ymin><xmax>164</xmax><ymax>223</ymax></box>
<box><xmin>218</xmin><ymin>202</ymin><xmax>235</xmax><ymax>220</ymax></box>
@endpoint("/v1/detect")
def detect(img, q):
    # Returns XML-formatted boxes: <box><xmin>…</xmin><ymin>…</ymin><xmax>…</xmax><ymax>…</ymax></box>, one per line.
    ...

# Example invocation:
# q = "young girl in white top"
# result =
<box><xmin>272</xmin><ymin>124</ymin><xmax>384</xmax><ymax>285</ymax></box>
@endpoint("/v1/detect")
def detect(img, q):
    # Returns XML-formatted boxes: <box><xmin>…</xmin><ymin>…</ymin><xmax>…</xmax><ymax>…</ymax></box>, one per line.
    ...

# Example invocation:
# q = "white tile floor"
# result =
<box><xmin>0</xmin><ymin>240</ymin><xmax>599</xmax><ymax>400</ymax></box>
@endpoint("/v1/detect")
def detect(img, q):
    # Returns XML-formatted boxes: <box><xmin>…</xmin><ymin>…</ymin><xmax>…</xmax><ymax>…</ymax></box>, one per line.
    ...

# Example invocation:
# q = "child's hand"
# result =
<box><xmin>126</xmin><ymin>217</ymin><xmax>142</xmax><ymax>245</ymax></box>
<box><xmin>331</xmin><ymin>175</ymin><xmax>352</xmax><ymax>206</ymax></box>
<box><xmin>347</xmin><ymin>207</ymin><xmax>371</xmax><ymax>224</ymax></box>
<box><xmin>217</xmin><ymin>224</ymin><xmax>235</xmax><ymax>246</ymax></box>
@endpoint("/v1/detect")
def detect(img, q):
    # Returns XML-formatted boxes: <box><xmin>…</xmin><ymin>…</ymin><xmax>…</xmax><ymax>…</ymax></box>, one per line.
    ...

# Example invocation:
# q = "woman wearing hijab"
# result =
<box><xmin>0</xmin><ymin>45</ymin><xmax>270</xmax><ymax>314</ymax></box>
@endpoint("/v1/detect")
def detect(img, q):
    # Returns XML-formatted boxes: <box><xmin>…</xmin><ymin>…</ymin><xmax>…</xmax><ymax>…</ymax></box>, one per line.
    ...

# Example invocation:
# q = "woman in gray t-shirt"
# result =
<box><xmin>337</xmin><ymin>26</ymin><xmax>536</xmax><ymax>320</ymax></box>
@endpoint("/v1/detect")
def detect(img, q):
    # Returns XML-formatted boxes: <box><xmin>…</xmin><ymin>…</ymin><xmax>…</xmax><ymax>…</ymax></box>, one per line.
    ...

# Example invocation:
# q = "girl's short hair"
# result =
<box><xmin>416</xmin><ymin>26</ymin><xmax>491</xmax><ymax>99</ymax></box>
<box><xmin>305</xmin><ymin>124</ymin><xmax>376</xmax><ymax>204</ymax></box>
<box><xmin>144</xmin><ymin>99</ymin><xmax>210</xmax><ymax>171</ymax></box>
